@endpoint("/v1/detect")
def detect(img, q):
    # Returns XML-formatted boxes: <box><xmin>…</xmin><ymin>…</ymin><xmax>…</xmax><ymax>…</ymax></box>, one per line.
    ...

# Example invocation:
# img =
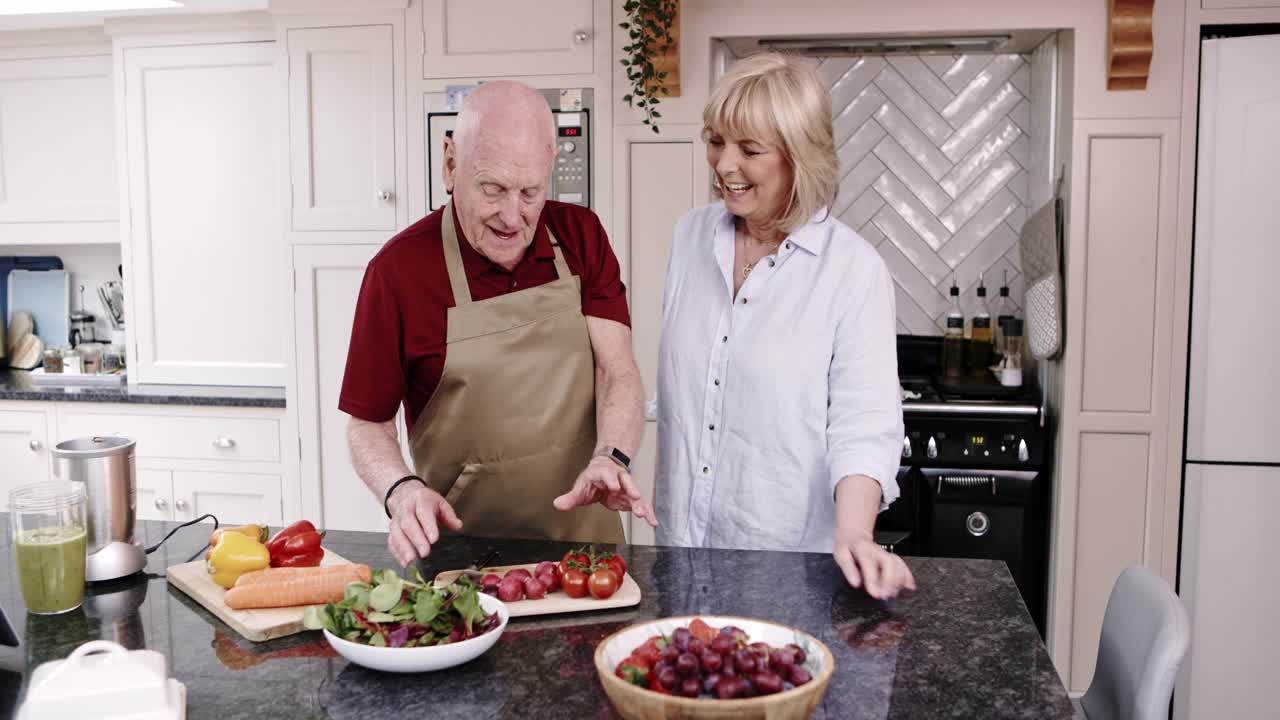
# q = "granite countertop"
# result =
<box><xmin>0</xmin><ymin>520</ymin><xmax>1073</xmax><ymax>719</ymax></box>
<box><xmin>0</xmin><ymin>370</ymin><xmax>285</xmax><ymax>408</ymax></box>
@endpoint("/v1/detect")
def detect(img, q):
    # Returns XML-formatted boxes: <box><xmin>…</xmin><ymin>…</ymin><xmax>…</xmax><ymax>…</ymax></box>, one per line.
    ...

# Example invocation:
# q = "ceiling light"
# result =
<box><xmin>759</xmin><ymin>35</ymin><xmax>1011</xmax><ymax>56</ymax></box>
<box><xmin>0</xmin><ymin>0</ymin><xmax>182</xmax><ymax>15</ymax></box>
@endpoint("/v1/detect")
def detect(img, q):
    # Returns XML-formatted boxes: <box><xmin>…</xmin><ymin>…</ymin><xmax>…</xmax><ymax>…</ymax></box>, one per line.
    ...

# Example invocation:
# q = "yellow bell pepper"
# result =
<box><xmin>207</xmin><ymin>531</ymin><xmax>270</xmax><ymax>589</ymax></box>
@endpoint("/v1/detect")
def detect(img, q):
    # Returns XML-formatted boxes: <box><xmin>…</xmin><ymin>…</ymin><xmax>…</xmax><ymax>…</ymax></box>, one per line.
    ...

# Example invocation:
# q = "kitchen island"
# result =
<box><xmin>0</xmin><ymin>519</ymin><xmax>1072</xmax><ymax>719</ymax></box>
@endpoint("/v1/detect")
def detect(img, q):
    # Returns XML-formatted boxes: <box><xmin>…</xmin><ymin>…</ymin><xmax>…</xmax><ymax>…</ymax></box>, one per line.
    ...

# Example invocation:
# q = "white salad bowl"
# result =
<box><xmin>323</xmin><ymin>593</ymin><xmax>509</xmax><ymax>673</ymax></box>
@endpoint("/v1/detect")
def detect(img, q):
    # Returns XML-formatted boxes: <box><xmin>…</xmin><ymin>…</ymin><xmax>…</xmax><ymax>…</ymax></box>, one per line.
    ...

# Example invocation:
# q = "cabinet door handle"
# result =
<box><xmin>155</xmin><ymin>497</ymin><xmax>168</xmax><ymax>511</ymax></box>
<box><xmin>175</xmin><ymin>499</ymin><xmax>188</xmax><ymax>512</ymax></box>
<box><xmin>376</xmin><ymin>189</ymin><xmax>393</xmax><ymax>203</ymax></box>
<box><xmin>29</xmin><ymin>439</ymin><xmax>42</xmax><ymax>452</ymax></box>
<box><xmin>212</xmin><ymin>436</ymin><xmax>236</xmax><ymax>449</ymax></box>
<box><xmin>573</xmin><ymin>29</ymin><xmax>590</xmax><ymax>45</ymax></box>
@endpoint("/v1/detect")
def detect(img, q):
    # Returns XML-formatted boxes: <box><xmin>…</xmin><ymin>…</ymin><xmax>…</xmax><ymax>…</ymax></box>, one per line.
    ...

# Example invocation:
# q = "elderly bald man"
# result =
<box><xmin>340</xmin><ymin>81</ymin><xmax>657</xmax><ymax>566</ymax></box>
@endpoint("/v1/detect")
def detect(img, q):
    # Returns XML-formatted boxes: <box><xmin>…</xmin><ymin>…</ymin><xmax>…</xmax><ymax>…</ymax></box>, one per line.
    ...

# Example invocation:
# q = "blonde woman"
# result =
<box><xmin>655</xmin><ymin>53</ymin><xmax>914</xmax><ymax>599</ymax></box>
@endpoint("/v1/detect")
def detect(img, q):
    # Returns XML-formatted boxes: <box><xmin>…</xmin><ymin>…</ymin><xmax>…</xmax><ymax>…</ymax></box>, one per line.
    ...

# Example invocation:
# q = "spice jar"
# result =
<box><xmin>42</xmin><ymin>348</ymin><xmax>64</xmax><ymax>374</ymax></box>
<box><xmin>79</xmin><ymin>345</ymin><xmax>103</xmax><ymax>375</ymax></box>
<box><xmin>63</xmin><ymin>348</ymin><xmax>83</xmax><ymax>375</ymax></box>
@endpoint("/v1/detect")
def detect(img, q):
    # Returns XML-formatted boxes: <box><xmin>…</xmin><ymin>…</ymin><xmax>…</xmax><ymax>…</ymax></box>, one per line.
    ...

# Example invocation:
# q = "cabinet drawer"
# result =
<box><xmin>58</xmin><ymin>411</ymin><xmax>281</xmax><ymax>464</ymax></box>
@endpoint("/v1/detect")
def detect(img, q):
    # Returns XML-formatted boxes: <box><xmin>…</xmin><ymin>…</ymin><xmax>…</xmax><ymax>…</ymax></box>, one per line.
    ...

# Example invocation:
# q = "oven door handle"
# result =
<box><xmin>937</xmin><ymin>474</ymin><xmax>997</xmax><ymax>495</ymax></box>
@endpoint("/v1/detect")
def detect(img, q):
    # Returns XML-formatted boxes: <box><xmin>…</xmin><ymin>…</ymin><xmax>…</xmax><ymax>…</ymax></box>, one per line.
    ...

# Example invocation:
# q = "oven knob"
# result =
<box><xmin>966</xmin><ymin>511</ymin><xmax>991</xmax><ymax>537</ymax></box>
<box><xmin>901</xmin><ymin>436</ymin><xmax>912</xmax><ymax>459</ymax></box>
<box><xmin>926</xmin><ymin>436</ymin><xmax>938</xmax><ymax>460</ymax></box>
<box><xmin>1017</xmin><ymin>439</ymin><xmax>1029</xmax><ymax>463</ymax></box>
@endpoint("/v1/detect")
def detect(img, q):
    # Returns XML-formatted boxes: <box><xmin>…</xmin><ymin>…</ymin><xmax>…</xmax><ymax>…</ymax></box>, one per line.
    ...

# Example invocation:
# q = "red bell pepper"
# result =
<box><xmin>267</xmin><ymin>520</ymin><xmax>325</xmax><ymax>568</ymax></box>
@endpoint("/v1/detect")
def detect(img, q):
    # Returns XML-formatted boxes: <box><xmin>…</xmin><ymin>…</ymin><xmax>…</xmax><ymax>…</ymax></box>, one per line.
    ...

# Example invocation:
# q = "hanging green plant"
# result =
<box><xmin>619</xmin><ymin>0</ymin><xmax>679</xmax><ymax>133</ymax></box>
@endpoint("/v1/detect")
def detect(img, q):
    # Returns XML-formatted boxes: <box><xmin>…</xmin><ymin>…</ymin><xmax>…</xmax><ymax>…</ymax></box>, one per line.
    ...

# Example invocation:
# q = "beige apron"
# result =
<box><xmin>407</xmin><ymin>202</ymin><xmax>624</xmax><ymax>543</ymax></box>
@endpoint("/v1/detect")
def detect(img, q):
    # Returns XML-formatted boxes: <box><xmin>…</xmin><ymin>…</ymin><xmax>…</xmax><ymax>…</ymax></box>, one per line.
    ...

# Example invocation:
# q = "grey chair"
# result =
<box><xmin>1074</xmin><ymin>565</ymin><xmax>1191</xmax><ymax>720</ymax></box>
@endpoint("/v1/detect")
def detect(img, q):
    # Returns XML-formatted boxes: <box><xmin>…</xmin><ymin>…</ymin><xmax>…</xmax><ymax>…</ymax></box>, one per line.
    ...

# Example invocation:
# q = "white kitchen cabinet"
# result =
<box><xmin>293</xmin><ymin>244</ymin><xmax>403</xmax><ymax>531</ymax></box>
<box><xmin>0</xmin><ymin>405</ymin><xmax>55</xmax><ymax>509</ymax></box>
<box><xmin>119</xmin><ymin>41</ymin><xmax>286</xmax><ymax>386</ymax></box>
<box><xmin>57</xmin><ymin>403</ymin><xmax>286</xmax><ymax>526</ymax></box>
<box><xmin>287</xmin><ymin>25</ymin><xmax>397</xmax><ymax>233</ymax></box>
<box><xmin>420</xmin><ymin>0</ymin><xmax>594</xmax><ymax>78</ymax></box>
<box><xmin>0</xmin><ymin>53</ymin><xmax>117</xmax><ymax>244</ymax></box>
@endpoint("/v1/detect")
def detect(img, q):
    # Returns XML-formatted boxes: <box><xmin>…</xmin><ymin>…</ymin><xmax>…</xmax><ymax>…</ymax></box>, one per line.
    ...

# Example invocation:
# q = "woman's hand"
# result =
<box><xmin>833</xmin><ymin>530</ymin><xmax>916</xmax><ymax>600</ymax></box>
<box><xmin>833</xmin><ymin>474</ymin><xmax>916</xmax><ymax>600</ymax></box>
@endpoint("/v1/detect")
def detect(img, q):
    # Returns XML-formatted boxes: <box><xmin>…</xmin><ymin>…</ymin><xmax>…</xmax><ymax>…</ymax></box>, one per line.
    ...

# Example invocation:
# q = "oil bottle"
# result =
<box><xmin>968</xmin><ymin>275</ymin><xmax>994</xmax><ymax>373</ymax></box>
<box><xmin>942</xmin><ymin>280</ymin><xmax>965</xmax><ymax>377</ymax></box>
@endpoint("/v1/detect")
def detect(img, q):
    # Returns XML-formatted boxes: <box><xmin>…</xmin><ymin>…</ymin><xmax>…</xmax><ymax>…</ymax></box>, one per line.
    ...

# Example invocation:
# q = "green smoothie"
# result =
<box><xmin>15</xmin><ymin>526</ymin><xmax>87</xmax><ymax>614</ymax></box>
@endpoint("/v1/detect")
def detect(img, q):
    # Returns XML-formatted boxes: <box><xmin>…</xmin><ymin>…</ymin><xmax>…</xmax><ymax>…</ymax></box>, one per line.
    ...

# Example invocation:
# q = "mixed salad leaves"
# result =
<box><xmin>302</xmin><ymin>568</ymin><xmax>499</xmax><ymax>648</ymax></box>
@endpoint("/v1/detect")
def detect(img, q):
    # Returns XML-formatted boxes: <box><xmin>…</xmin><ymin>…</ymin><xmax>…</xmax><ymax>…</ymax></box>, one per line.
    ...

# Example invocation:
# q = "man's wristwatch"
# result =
<box><xmin>594</xmin><ymin>446</ymin><xmax>631</xmax><ymax>470</ymax></box>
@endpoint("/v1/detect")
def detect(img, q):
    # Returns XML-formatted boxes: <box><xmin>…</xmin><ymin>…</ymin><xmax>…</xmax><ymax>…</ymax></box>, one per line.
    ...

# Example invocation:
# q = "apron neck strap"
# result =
<box><xmin>441</xmin><ymin>200</ymin><xmax>573</xmax><ymax>306</ymax></box>
<box><xmin>441</xmin><ymin>200</ymin><xmax>473</xmax><ymax>305</ymax></box>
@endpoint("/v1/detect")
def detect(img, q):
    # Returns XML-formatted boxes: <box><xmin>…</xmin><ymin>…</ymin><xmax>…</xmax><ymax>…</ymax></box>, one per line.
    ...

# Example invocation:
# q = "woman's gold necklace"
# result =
<box><xmin>740</xmin><ymin>228</ymin><xmax>781</xmax><ymax>281</ymax></box>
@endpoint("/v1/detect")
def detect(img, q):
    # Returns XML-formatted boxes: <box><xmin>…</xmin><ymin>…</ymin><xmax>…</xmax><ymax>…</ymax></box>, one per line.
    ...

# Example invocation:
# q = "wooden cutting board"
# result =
<box><xmin>433</xmin><ymin>562</ymin><xmax>641</xmax><ymax>618</ymax></box>
<box><xmin>166</xmin><ymin>549</ymin><xmax>355</xmax><ymax>642</ymax></box>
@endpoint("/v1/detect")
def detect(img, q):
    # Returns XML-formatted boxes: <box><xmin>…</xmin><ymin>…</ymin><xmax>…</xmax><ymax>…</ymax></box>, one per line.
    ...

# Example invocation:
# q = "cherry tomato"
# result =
<box><xmin>560</xmin><ymin>550</ymin><xmax>589</xmax><ymax>576</ymax></box>
<box><xmin>602</xmin><ymin>553</ymin><xmax>626</xmax><ymax>579</ymax></box>
<box><xmin>562</xmin><ymin>568</ymin><xmax>589</xmax><ymax>598</ymax></box>
<box><xmin>588</xmin><ymin>568</ymin><xmax>619</xmax><ymax>599</ymax></box>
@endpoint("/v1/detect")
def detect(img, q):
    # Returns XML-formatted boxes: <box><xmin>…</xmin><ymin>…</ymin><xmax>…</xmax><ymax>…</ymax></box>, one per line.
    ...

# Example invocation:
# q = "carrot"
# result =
<box><xmin>225</xmin><ymin>566</ymin><xmax>370</xmax><ymax>610</ymax></box>
<box><xmin>233</xmin><ymin>564</ymin><xmax>370</xmax><ymax>588</ymax></box>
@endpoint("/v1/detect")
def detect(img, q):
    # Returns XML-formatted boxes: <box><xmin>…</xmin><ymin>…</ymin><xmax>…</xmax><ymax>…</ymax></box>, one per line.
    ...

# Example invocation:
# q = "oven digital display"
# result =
<box><xmin>559</xmin><ymin>127</ymin><xmax>581</xmax><ymax>137</ymax></box>
<box><xmin>968</xmin><ymin>435</ymin><xmax>986</xmax><ymax>446</ymax></box>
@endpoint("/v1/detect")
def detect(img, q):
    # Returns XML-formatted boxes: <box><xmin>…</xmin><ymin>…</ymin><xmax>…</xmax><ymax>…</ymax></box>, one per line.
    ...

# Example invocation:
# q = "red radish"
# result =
<box><xmin>537</xmin><ymin>570</ymin><xmax>560</xmax><ymax>592</ymax></box>
<box><xmin>534</xmin><ymin>561</ymin><xmax>558</xmax><ymax>578</ymax></box>
<box><xmin>497</xmin><ymin>575</ymin><xmax>524</xmax><ymax>602</ymax></box>
<box><xmin>504</xmin><ymin>568</ymin><xmax>532</xmax><ymax>581</ymax></box>
<box><xmin>523</xmin><ymin>576</ymin><xmax>547</xmax><ymax>600</ymax></box>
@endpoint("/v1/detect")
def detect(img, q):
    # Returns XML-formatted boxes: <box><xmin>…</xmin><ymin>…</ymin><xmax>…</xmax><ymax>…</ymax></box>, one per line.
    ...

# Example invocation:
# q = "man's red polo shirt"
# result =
<box><xmin>339</xmin><ymin>201</ymin><xmax>631</xmax><ymax>433</ymax></box>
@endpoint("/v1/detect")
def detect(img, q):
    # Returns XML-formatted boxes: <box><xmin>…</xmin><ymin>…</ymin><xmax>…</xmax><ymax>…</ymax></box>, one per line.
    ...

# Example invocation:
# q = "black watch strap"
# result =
<box><xmin>384</xmin><ymin>475</ymin><xmax>427</xmax><ymax>518</ymax></box>
<box><xmin>596</xmin><ymin>446</ymin><xmax>631</xmax><ymax>470</ymax></box>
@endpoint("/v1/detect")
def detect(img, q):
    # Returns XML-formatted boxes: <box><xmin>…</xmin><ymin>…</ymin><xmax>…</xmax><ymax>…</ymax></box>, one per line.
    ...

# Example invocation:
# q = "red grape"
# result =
<box><xmin>769</xmin><ymin>648</ymin><xmax>796</xmax><ymax>672</ymax></box>
<box><xmin>788</xmin><ymin>665</ymin><xmax>812</xmax><ymax>686</ymax></box>
<box><xmin>752</xmin><ymin>671</ymin><xmax>785</xmax><ymax>695</ymax></box>
<box><xmin>720</xmin><ymin>656</ymin><xmax>737</xmax><ymax>677</ymax></box>
<box><xmin>702</xmin><ymin>672</ymin><xmax>722</xmax><ymax>695</ymax></box>
<box><xmin>734</xmin><ymin>649</ymin><xmax>758</xmax><ymax>674</ymax></box>
<box><xmin>710</xmin><ymin>635</ymin><xmax>734</xmax><ymax>655</ymax></box>
<box><xmin>715</xmin><ymin>676</ymin><xmax>746</xmax><ymax>699</ymax></box>
<box><xmin>699</xmin><ymin>650</ymin><xmax>722</xmax><ymax>674</ymax></box>
<box><xmin>675</xmin><ymin>652</ymin><xmax>699</xmax><ymax>677</ymax></box>
<box><xmin>657</xmin><ymin>667</ymin><xmax>679</xmax><ymax>691</ymax></box>
<box><xmin>659</xmin><ymin>645</ymin><xmax>680</xmax><ymax>663</ymax></box>
<box><xmin>672</xmin><ymin>627</ymin><xmax>692</xmax><ymax>651</ymax></box>
<box><xmin>785</xmin><ymin>643</ymin><xmax>807</xmax><ymax>665</ymax></box>
<box><xmin>749</xmin><ymin>641</ymin><xmax>771</xmax><ymax>659</ymax></box>
<box><xmin>687</xmin><ymin>637</ymin><xmax>706</xmax><ymax>655</ymax></box>
<box><xmin>679</xmin><ymin>678</ymin><xmax>700</xmax><ymax>698</ymax></box>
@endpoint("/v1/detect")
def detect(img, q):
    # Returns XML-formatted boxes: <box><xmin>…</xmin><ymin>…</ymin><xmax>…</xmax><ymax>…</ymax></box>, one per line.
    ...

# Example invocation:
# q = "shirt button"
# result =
<box><xmin>713</xmin><ymin>379</ymin><xmax>720</xmax><ymax>386</ymax></box>
<box><xmin>708</xmin><ymin>424</ymin><xmax>715</xmax><ymax>430</ymax></box>
<box><xmin>722</xmin><ymin>336</ymin><xmax>728</xmax><ymax>343</ymax></box>
<box><xmin>785</xmin><ymin>242</ymin><xmax>791</xmax><ymax>249</ymax></box>
<box><xmin>768</xmin><ymin>259</ymin><xmax>775</xmax><ymax>267</ymax></box>
<box><xmin>702</xmin><ymin>466</ymin><xmax>709</xmax><ymax>473</ymax></box>
<box><xmin>741</xmin><ymin>298</ymin><xmax>748</xmax><ymax>304</ymax></box>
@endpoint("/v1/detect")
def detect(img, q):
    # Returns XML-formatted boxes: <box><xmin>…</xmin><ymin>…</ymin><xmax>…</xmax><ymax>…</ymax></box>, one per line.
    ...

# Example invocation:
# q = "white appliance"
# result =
<box><xmin>1175</xmin><ymin>32</ymin><xmax>1280</xmax><ymax>720</ymax></box>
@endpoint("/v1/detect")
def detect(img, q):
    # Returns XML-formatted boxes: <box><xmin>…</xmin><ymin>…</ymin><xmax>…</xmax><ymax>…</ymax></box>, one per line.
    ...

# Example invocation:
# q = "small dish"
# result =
<box><xmin>323</xmin><ymin>593</ymin><xmax>509</xmax><ymax>673</ymax></box>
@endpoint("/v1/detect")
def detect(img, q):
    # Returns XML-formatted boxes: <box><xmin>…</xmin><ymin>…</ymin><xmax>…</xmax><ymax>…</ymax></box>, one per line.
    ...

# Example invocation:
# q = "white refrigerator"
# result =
<box><xmin>1175</xmin><ymin>33</ymin><xmax>1280</xmax><ymax>720</ymax></box>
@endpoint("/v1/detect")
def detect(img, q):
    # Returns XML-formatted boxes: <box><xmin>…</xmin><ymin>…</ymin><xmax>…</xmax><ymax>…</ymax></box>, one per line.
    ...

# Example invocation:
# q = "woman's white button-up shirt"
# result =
<box><xmin>655</xmin><ymin>202</ymin><xmax>904</xmax><ymax>553</ymax></box>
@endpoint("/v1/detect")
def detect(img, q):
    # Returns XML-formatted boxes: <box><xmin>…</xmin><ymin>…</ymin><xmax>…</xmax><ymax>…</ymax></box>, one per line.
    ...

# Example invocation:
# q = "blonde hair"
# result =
<box><xmin>704</xmin><ymin>52</ymin><xmax>837</xmax><ymax>235</ymax></box>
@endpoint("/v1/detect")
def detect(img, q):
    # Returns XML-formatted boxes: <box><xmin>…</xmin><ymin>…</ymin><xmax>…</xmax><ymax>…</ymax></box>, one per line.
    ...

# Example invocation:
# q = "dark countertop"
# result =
<box><xmin>0</xmin><ymin>520</ymin><xmax>1073</xmax><ymax>719</ymax></box>
<box><xmin>0</xmin><ymin>370</ymin><xmax>286</xmax><ymax>408</ymax></box>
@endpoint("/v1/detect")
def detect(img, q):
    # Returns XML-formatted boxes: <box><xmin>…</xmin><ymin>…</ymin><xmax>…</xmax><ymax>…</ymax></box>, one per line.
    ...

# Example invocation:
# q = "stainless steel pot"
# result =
<box><xmin>52</xmin><ymin>436</ymin><xmax>146</xmax><ymax>582</ymax></box>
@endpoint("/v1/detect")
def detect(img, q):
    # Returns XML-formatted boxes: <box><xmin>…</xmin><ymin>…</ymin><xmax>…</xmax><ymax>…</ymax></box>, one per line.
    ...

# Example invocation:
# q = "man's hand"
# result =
<box><xmin>553</xmin><ymin>456</ymin><xmax>658</xmax><ymax>528</ymax></box>
<box><xmin>386</xmin><ymin>483</ymin><xmax>464</xmax><ymax>567</ymax></box>
<box><xmin>833</xmin><ymin>529</ymin><xmax>916</xmax><ymax>600</ymax></box>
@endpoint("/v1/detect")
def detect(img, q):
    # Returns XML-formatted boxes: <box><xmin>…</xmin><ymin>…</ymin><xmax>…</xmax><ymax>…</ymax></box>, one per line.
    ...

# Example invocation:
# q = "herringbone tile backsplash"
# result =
<box><xmin>819</xmin><ymin>52</ymin><xmax>1052</xmax><ymax>335</ymax></box>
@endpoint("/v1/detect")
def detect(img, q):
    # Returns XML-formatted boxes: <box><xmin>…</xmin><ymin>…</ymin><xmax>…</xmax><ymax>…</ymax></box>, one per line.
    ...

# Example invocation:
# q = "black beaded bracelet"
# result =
<box><xmin>384</xmin><ymin>475</ymin><xmax>427</xmax><ymax>518</ymax></box>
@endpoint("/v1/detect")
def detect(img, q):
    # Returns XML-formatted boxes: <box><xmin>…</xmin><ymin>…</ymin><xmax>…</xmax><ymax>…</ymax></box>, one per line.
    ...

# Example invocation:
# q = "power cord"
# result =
<box><xmin>144</xmin><ymin>514</ymin><xmax>220</xmax><ymax>555</ymax></box>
